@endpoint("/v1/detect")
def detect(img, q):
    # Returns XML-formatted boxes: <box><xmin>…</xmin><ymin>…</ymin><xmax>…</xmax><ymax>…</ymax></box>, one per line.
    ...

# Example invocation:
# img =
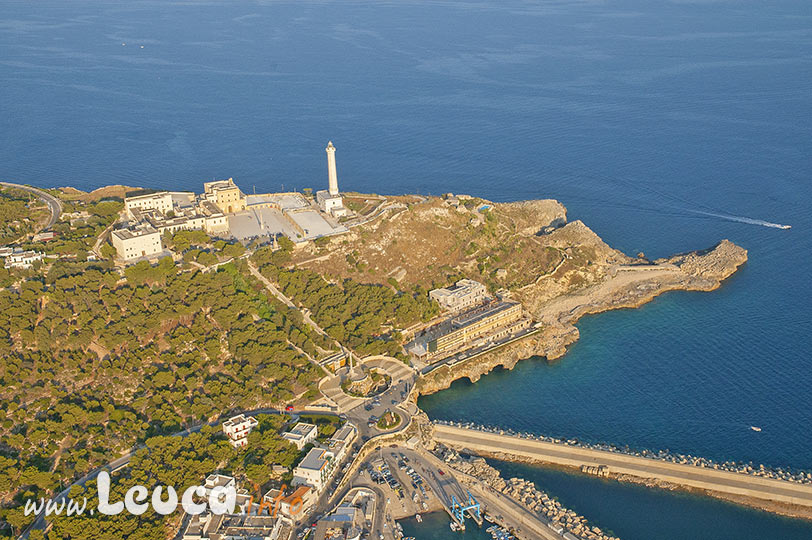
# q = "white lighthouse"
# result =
<box><xmin>326</xmin><ymin>141</ymin><xmax>339</xmax><ymax>196</ymax></box>
<box><xmin>316</xmin><ymin>140</ymin><xmax>348</xmax><ymax>217</ymax></box>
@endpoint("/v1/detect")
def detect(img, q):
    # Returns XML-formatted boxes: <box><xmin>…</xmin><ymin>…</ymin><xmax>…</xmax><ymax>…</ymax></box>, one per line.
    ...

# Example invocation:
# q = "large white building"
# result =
<box><xmin>429</xmin><ymin>279</ymin><xmax>488</xmax><ymax>312</ymax></box>
<box><xmin>111</xmin><ymin>225</ymin><xmax>163</xmax><ymax>261</ymax></box>
<box><xmin>282</xmin><ymin>422</ymin><xmax>318</xmax><ymax>450</ymax></box>
<box><xmin>125</xmin><ymin>191</ymin><xmax>174</xmax><ymax>218</ymax></box>
<box><xmin>222</xmin><ymin>414</ymin><xmax>259</xmax><ymax>448</ymax></box>
<box><xmin>292</xmin><ymin>447</ymin><xmax>335</xmax><ymax>492</ymax></box>
<box><xmin>316</xmin><ymin>141</ymin><xmax>348</xmax><ymax>217</ymax></box>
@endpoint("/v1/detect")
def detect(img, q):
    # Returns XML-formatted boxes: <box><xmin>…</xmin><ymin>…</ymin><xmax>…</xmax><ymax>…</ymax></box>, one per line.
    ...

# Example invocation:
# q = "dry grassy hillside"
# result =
<box><xmin>292</xmin><ymin>195</ymin><xmax>633</xmax><ymax>296</ymax></box>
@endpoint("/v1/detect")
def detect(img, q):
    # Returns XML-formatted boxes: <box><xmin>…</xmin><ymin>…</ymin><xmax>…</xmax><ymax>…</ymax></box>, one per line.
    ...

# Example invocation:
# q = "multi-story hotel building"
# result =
<box><xmin>426</xmin><ymin>300</ymin><xmax>528</xmax><ymax>356</ymax></box>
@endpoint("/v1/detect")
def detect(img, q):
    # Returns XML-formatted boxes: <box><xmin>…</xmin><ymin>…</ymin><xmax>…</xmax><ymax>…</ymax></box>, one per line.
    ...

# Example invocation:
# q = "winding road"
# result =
<box><xmin>0</xmin><ymin>181</ymin><xmax>62</xmax><ymax>232</ymax></box>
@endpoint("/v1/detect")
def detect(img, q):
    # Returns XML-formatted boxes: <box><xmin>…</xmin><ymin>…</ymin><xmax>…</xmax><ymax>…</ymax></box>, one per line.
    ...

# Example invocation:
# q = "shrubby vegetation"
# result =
<box><xmin>0</xmin><ymin>257</ymin><xmax>323</xmax><ymax>534</ymax></box>
<box><xmin>164</xmin><ymin>230</ymin><xmax>246</xmax><ymax>268</ymax></box>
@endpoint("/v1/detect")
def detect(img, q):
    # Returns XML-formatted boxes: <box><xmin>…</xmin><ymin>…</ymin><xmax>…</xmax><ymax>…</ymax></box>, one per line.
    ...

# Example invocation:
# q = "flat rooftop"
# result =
<box><xmin>298</xmin><ymin>448</ymin><xmax>329</xmax><ymax>471</ymax></box>
<box><xmin>246</xmin><ymin>194</ymin><xmax>278</xmax><ymax>206</ymax></box>
<box><xmin>228</xmin><ymin>208</ymin><xmax>301</xmax><ymax>242</ymax></box>
<box><xmin>169</xmin><ymin>192</ymin><xmax>195</xmax><ymax>207</ymax></box>
<box><xmin>452</xmin><ymin>300</ymin><xmax>518</xmax><ymax>328</ymax></box>
<box><xmin>288</xmin><ymin>210</ymin><xmax>345</xmax><ymax>239</ymax></box>
<box><xmin>267</xmin><ymin>193</ymin><xmax>310</xmax><ymax>211</ymax></box>
<box><xmin>111</xmin><ymin>226</ymin><xmax>158</xmax><ymax>240</ymax></box>
<box><xmin>125</xmin><ymin>190</ymin><xmax>168</xmax><ymax>202</ymax></box>
<box><xmin>284</xmin><ymin>422</ymin><xmax>317</xmax><ymax>439</ymax></box>
<box><xmin>330</xmin><ymin>424</ymin><xmax>355</xmax><ymax>444</ymax></box>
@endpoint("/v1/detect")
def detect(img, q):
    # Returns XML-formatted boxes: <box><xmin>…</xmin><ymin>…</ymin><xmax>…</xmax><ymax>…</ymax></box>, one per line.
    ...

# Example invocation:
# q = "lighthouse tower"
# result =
<box><xmin>326</xmin><ymin>141</ymin><xmax>339</xmax><ymax>196</ymax></box>
<box><xmin>316</xmin><ymin>141</ymin><xmax>348</xmax><ymax>217</ymax></box>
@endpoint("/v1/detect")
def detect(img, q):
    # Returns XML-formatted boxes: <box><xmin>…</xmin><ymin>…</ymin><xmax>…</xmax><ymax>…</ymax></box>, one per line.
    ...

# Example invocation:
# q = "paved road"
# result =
<box><xmin>435</xmin><ymin>425</ymin><xmax>812</xmax><ymax>507</ymax></box>
<box><xmin>396</xmin><ymin>447</ymin><xmax>564</xmax><ymax>539</ymax></box>
<box><xmin>0</xmin><ymin>181</ymin><xmax>62</xmax><ymax>231</ymax></box>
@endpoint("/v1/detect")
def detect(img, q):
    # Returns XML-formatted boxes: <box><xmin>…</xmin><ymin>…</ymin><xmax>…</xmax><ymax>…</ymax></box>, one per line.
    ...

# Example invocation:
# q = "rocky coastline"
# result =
<box><xmin>416</xmin><ymin>236</ymin><xmax>748</xmax><ymax>396</ymax></box>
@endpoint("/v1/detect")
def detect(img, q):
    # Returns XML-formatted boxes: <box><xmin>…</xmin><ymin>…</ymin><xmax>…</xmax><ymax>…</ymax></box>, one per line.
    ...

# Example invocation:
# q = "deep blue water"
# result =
<box><xmin>2</xmin><ymin>0</ymin><xmax>811</xmax><ymax>538</ymax></box>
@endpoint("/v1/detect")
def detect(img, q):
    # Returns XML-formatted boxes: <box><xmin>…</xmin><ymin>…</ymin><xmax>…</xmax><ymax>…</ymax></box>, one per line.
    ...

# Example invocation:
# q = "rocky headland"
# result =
<box><xmin>406</xmin><ymin>200</ymin><xmax>748</xmax><ymax>396</ymax></box>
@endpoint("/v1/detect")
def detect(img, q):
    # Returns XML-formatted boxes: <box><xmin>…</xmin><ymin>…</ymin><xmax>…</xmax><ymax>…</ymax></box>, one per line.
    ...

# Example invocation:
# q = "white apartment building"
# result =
<box><xmin>326</xmin><ymin>424</ymin><xmax>357</xmax><ymax>463</ymax></box>
<box><xmin>125</xmin><ymin>191</ymin><xmax>173</xmax><ymax>218</ymax></box>
<box><xmin>429</xmin><ymin>279</ymin><xmax>488</xmax><ymax>312</ymax></box>
<box><xmin>292</xmin><ymin>448</ymin><xmax>335</xmax><ymax>492</ymax></box>
<box><xmin>110</xmin><ymin>225</ymin><xmax>163</xmax><ymax>260</ymax></box>
<box><xmin>222</xmin><ymin>414</ymin><xmax>259</xmax><ymax>448</ymax></box>
<box><xmin>3</xmin><ymin>250</ymin><xmax>44</xmax><ymax>269</ymax></box>
<box><xmin>282</xmin><ymin>422</ymin><xmax>318</xmax><ymax>450</ymax></box>
<box><xmin>203</xmin><ymin>474</ymin><xmax>236</xmax><ymax>501</ymax></box>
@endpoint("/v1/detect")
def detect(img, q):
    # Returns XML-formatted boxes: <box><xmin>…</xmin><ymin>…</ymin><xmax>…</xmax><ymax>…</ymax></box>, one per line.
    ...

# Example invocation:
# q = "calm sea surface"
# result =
<box><xmin>2</xmin><ymin>1</ymin><xmax>811</xmax><ymax>538</ymax></box>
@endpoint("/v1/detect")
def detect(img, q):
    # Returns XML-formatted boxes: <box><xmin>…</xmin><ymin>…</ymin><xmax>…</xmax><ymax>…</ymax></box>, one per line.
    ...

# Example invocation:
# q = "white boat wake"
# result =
<box><xmin>689</xmin><ymin>210</ymin><xmax>791</xmax><ymax>230</ymax></box>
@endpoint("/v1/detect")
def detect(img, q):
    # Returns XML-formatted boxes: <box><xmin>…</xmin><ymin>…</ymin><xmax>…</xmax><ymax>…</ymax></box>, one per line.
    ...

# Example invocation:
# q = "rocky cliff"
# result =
<box><xmin>418</xmin><ymin>226</ymin><xmax>747</xmax><ymax>397</ymax></box>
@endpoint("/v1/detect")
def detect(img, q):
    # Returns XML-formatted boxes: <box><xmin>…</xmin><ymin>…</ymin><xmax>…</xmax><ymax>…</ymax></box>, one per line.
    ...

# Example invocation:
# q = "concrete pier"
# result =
<box><xmin>434</xmin><ymin>424</ymin><xmax>812</xmax><ymax>509</ymax></box>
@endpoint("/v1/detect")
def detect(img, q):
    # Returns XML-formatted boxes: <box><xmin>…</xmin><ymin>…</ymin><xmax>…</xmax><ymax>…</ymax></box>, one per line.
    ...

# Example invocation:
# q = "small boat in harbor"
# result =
<box><xmin>751</xmin><ymin>426</ymin><xmax>762</xmax><ymax>432</ymax></box>
<box><xmin>415</xmin><ymin>514</ymin><xmax>422</xmax><ymax>523</ymax></box>
<box><xmin>486</xmin><ymin>524</ymin><xmax>515</xmax><ymax>540</ymax></box>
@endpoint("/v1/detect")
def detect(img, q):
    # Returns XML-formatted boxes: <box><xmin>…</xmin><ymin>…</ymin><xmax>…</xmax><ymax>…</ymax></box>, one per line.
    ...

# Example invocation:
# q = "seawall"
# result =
<box><xmin>433</xmin><ymin>424</ymin><xmax>812</xmax><ymax>520</ymax></box>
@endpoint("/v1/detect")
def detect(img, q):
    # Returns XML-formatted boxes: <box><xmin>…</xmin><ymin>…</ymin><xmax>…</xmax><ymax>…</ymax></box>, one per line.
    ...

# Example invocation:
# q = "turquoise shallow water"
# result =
<box><xmin>2</xmin><ymin>0</ymin><xmax>811</xmax><ymax>538</ymax></box>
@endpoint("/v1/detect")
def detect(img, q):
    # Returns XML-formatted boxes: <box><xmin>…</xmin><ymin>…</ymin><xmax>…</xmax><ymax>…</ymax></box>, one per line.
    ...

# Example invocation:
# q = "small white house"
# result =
<box><xmin>203</xmin><ymin>474</ymin><xmax>235</xmax><ymax>500</ymax></box>
<box><xmin>222</xmin><ymin>414</ymin><xmax>258</xmax><ymax>448</ymax></box>
<box><xmin>4</xmin><ymin>249</ymin><xmax>44</xmax><ymax>269</ymax></box>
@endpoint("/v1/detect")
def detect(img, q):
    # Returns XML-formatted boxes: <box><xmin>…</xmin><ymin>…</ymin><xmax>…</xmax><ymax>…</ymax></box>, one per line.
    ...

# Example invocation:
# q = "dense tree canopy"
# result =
<box><xmin>0</xmin><ymin>258</ymin><xmax>323</xmax><ymax>534</ymax></box>
<box><xmin>253</xmin><ymin>252</ymin><xmax>438</xmax><ymax>358</ymax></box>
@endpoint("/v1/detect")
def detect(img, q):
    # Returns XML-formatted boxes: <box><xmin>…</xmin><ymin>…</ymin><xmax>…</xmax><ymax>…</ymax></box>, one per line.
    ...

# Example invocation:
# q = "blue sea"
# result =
<box><xmin>2</xmin><ymin>1</ymin><xmax>811</xmax><ymax>538</ymax></box>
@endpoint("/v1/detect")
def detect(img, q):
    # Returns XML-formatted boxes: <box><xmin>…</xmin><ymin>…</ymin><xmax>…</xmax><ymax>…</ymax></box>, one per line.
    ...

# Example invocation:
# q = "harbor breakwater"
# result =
<box><xmin>432</xmin><ymin>422</ymin><xmax>812</xmax><ymax>520</ymax></box>
<box><xmin>435</xmin><ymin>444</ymin><xmax>621</xmax><ymax>540</ymax></box>
<box><xmin>434</xmin><ymin>421</ymin><xmax>812</xmax><ymax>487</ymax></box>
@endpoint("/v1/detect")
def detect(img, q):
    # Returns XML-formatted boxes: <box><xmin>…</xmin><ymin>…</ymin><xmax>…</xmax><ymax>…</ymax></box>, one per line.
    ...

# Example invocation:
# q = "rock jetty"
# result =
<box><xmin>438</xmin><ymin>446</ymin><xmax>621</xmax><ymax>540</ymax></box>
<box><xmin>434</xmin><ymin>420</ymin><xmax>812</xmax><ymax>487</ymax></box>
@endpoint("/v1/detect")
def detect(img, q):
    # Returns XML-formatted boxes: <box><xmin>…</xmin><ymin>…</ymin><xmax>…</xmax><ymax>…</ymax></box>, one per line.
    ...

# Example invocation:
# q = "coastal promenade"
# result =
<box><xmin>434</xmin><ymin>424</ymin><xmax>812</xmax><ymax>509</ymax></box>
